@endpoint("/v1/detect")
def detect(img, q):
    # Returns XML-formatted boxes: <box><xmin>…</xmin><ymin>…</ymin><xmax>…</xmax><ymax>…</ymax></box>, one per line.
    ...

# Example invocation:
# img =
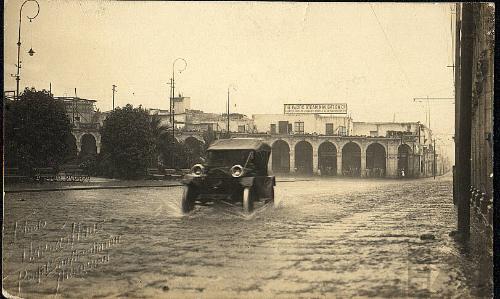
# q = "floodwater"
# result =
<box><xmin>2</xmin><ymin>175</ymin><xmax>492</xmax><ymax>298</ymax></box>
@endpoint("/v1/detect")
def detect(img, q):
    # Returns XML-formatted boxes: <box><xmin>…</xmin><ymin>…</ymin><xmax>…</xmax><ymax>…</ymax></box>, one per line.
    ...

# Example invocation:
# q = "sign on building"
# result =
<box><xmin>284</xmin><ymin>103</ymin><xmax>348</xmax><ymax>114</ymax></box>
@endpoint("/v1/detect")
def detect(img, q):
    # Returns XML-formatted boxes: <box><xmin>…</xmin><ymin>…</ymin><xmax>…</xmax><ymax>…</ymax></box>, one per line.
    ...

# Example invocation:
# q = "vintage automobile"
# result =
<box><xmin>180</xmin><ymin>138</ymin><xmax>275</xmax><ymax>213</ymax></box>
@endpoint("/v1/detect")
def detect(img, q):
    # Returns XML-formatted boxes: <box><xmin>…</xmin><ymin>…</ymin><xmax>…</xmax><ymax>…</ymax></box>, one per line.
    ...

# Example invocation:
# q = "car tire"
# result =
<box><xmin>243</xmin><ymin>186</ymin><xmax>254</xmax><ymax>213</ymax></box>
<box><xmin>268</xmin><ymin>186</ymin><xmax>275</xmax><ymax>204</ymax></box>
<box><xmin>181</xmin><ymin>186</ymin><xmax>197</xmax><ymax>214</ymax></box>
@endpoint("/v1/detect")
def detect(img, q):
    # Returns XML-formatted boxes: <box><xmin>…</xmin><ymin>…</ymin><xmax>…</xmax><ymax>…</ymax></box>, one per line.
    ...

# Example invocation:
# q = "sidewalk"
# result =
<box><xmin>4</xmin><ymin>176</ymin><xmax>314</xmax><ymax>193</ymax></box>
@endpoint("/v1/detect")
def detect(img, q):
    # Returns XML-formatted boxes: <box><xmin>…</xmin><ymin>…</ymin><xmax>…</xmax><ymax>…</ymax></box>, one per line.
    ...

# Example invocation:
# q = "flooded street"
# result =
<box><xmin>2</xmin><ymin>175</ymin><xmax>491</xmax><ymax>298</ymax></box>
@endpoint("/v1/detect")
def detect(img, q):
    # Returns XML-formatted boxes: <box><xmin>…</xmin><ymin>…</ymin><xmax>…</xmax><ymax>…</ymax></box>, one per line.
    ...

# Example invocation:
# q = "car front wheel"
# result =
<box><xmin>181</xmin><ymin>186</ymin><xmax>197</xmax><ymax>214</ymax></box>
<box><xmin>242</xmin><ymin>187</ymin><xmax>254</xmax><ymax>213</ymax></box>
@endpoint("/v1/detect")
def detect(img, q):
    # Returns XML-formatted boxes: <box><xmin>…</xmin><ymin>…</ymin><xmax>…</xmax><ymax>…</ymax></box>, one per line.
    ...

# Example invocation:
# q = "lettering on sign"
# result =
<box><xmin>284</xmin><ymin>103</ymin><xmax>348</xmax><ymax>114</ymax></box>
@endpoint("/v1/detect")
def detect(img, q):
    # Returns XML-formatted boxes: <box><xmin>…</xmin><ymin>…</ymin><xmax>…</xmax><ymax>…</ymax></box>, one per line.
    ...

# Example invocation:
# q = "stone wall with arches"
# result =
<box><xmin>228</xmin><ymin>134</ymin><xmax>421</xmax><ymax>178</ymax></box>
<box><xmin>167</xmin><ymin>132</ymin><xmax>427</xmax><ymax>178</ymax></box>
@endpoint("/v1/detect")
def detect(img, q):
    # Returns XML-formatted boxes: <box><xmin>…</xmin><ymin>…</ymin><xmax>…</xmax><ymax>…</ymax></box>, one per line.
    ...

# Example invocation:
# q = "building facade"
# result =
<box><xmin>68</xmin><ymin>92</ymin><xmax>447</xmax><ymax>180</ymax></box>
<box><xmin>59</xmin><ymin>97</ymin><xmax>103</xmax><ymax>155</ymax></box>
<box><xmin>172</xmin><ymin>103</ymin><xmax>444</xmax><ymax>178</ymax></box>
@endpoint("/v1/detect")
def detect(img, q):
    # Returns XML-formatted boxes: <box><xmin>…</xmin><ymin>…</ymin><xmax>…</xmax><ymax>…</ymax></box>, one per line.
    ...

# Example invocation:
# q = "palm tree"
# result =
<box><xmin>149</xmin><ymin>114</ymin><xmax>170</xmax><ymax>168</ymax></box>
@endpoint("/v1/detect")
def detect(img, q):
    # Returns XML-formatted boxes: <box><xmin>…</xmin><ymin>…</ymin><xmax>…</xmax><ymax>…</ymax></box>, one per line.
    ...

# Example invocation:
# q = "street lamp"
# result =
<box><xmin>169</xmin><ymin>57</ymin><xmax>187</xmax><ymax>168</ymax></box>
<box><xmin>14</xmin><ymin>0</ymin><xmax>40</xmax><ymax>99</ymax></box>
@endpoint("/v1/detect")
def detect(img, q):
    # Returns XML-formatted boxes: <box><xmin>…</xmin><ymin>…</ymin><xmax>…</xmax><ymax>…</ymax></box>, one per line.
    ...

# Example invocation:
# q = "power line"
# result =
<box><xmin>369</xmin><ymin>4</ymin><xmax>410</xmax><ymax>87</ymax></box>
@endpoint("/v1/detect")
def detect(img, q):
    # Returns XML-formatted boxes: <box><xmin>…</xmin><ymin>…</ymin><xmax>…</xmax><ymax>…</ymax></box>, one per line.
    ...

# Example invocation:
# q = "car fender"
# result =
<box><xmin>182</xmin><ymin>174</ymin><xmax>203</xmax><ymax>186</ymax></box>
<box><xmin>239</xmin><ymin>177</ymin><xmax>255</xmax><ymax>187</ymax></box>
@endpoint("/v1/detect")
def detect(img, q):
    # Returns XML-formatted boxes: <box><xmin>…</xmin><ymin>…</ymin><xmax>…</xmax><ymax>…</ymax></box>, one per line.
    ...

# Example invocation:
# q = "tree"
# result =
<box><xmin>100</xmin><ymin>104</ymin><xmax>154</xmax><ymax>179</ymax></box>
<box><xmin>149</xmin><ymin>114</ymin><xmax>170</xmax><ymax>168</ymax></box>
<box><xmin>157</xmin><ymin>133</ymin><xmax>187</xmax><ymax>169</ymax></box>
<box><xmin>4</xmin><ymin>88</ymin><xmax>73</xmax><ymax>172</ymax></box>
<box><xmin>202</xmin><ymin>128</ymin><xmax>218</xmax><ymax>151</ymax></box>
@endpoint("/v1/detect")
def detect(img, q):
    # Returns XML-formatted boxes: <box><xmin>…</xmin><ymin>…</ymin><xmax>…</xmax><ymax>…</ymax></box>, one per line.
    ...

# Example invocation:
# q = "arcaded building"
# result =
<box><xmin>238</xmin><ymin>111</ymin><xmax>438</xmax><ymax>178</ymax></box>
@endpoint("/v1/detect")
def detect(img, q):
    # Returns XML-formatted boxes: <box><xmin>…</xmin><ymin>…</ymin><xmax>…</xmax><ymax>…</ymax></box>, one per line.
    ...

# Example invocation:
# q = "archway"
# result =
<box><xmin>184</xmin><ymin>136</ymin><xmax>205</xmax><ymax>167</ymax></box>
<box><xmin>80</xmin><ymin>134</ymin><xmax>97</xmax><ymax>156</ymax></box>
<box><xmin>366</xmin><ymin>143</ymin><xmax>386</xmax><ymax>177</ymax></box>
<box><xmin>272</xmin><ymin>140</ymin><xmax>290</xmax><ymax>173</ymax></box>
<box><xmin>342</xmin><ymin>142</ymin><xmax>361</xmax><ymax>177</ymax></box>
<box><xmin>295</xmin><ymin>141</ymin><xmax>313</xmax><ymax>174</ymax></box>
<box><xmin>398</xmin><ymin>144</ymin><xmax>412</xmax><ymax>177</ymax></box>
<box><xmin>318</xmin><ymin>141</ymin><xmax>337</xmax><ymax>176</ymax></box>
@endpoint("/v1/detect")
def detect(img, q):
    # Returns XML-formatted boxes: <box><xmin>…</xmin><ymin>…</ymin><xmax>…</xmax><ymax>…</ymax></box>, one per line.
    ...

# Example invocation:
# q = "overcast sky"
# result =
<box><xmin>4</xmin><ymin>1</ymin><xmax>456</xmax><ymax>139</ymax></box>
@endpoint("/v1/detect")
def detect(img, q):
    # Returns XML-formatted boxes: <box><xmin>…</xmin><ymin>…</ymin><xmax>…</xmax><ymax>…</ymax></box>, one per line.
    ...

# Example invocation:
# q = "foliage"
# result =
<box><xmin>158</xmin><ymin>133</ymin><xmax>188</xmax><ymax>169</ymax></box>
<box><xmin>149</xmin><ymin>114</ymin><xmax>170</xmax><ymax>168</ymax></box>
<box><xmin>100</xmin><ymin>104</ymin><xmax>154</xmax><ymax>179</ymax></box>
<box><xmin>79</xmin><ymin>153</ymin><xmax>98</xmax><ymax>176</ymax></box>
<box><xmin>4</xmin><ymin>88</ymin><xmax>73</xmax><ymax>172</ymax></box>
<box><xmin>184</xmin><ymin>137</ymin><xmax>205</xmax><ymax>167</ymax></box>
<box><xmin>202</xmin><ymin>129</ymin><xmax>218</xmax><ymax>151</ymax></box>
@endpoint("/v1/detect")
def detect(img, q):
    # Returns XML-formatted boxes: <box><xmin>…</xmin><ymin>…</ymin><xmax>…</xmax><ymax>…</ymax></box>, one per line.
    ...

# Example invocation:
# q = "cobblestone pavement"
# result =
<box><xmin>2</xmin><ymin>175</ymin><xmax>492</xmax><ymax>298</ymax></box>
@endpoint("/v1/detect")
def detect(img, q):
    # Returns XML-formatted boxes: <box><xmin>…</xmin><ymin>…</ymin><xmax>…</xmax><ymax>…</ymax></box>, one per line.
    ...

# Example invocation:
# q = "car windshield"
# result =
<box><xmin>207</xmin><ymin>150</ymin><xmax>253</xmax><ymax>167</ymax></box>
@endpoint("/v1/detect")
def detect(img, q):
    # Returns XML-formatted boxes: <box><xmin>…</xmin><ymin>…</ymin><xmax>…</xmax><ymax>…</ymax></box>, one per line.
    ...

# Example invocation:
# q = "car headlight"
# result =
<box><xmin>230</xmin><ymin>165</ymin><xmax>244</xmax><ymax>177</ymax></box>
<box><xmin>191</xmin><ymin>164</ymin><xmax>205</xmax><ymax>177</ymax></box>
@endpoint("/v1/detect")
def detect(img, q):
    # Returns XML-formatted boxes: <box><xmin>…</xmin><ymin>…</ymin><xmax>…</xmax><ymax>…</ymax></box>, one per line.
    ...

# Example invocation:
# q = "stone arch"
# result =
<box><xmin>342</xmin><ymin>142</ymin><xmax>361</xmax><ymax>177</ymax></box>
<box><xmin>366</xmin><ymin>142</ymin><xmax>386</xmax><ymax>177</ymax></box>
<box><xmin>295</xmin><ymin>140</ymin><xmax>313</xmax><ymax>174</ymax></box>
<box><xmin>318</xmin><ymin>141</ymin><xmax>337</xmax><ymax>176</ymax></box>
<box><xmin>398</xmin><ymin>144</ymin><xmax>413</xmax><ymax>176</ymax></box>
<box><xmin>80</xmin><ymin>133</ymin><xmax>97</xmax><ymax>156</ymax></box>
<box><xmin>272</xmin><ymin>139</ymin><xmax>290</xmax><ymax>173</ymax></box>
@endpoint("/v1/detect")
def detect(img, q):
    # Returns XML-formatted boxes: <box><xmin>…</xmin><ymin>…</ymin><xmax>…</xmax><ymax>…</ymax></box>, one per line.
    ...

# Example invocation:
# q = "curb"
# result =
<box><xmin>4</xmin><ymin>183</ymin><xmax>183</xmax><ymax>193</ymax></box>
<box><xmin>4</xmin><ymin>178</ymin><xmax>313</xmax><ymax>194</ymax></box>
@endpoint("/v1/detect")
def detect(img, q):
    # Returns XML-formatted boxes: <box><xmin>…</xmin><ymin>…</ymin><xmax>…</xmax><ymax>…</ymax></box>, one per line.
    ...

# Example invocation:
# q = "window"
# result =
<box><xmin>278</xmin><ymin>121</ymin><xmax>288</xmax><ymax>134</ymax></box>
<box><xmin>370</xmin><ymin>131</ymin><xmax>377</xmax><ymax>137</ymax></box>
<box><xmin>270</xmin><ymin>124</ymin><xmax>276</xmax><ymax>134</ymax></box>
<box><xmin>338</xmin><ymin>126</ymin><xmax>346</xmax><ymax>136</ymax></box>
<box><xmin>294</xmin><ymin>122</ymin><xmax>304</xmax><ymax>134</ymax></box>
<box><xmin>238</xmin><ymin>125</ymin><xmax>245</xmax><ymax>133</ymax></box>
<box><xmin>325</xmin><ymin>123</ymin><xmax>334</xmax><ymax>135</ymax></box>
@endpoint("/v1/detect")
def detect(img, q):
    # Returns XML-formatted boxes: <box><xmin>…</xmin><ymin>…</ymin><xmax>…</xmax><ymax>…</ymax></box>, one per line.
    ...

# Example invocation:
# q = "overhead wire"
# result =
<box><xmin>369</xmin><ymin>4</ymin><xmax>411</xmax><ymax>87</ymax></box>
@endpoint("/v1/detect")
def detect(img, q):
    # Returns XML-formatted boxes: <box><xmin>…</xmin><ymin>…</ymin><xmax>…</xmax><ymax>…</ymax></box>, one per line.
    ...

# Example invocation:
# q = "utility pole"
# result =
<box><xmin>167</xmin><ymin>78</ymin><xmax>174</xmax><ymax>126</ymax></box>
<box><xmin>227</xmin><ymin>88</ymin><xmax>230</xmax><ymax>138</ymax></box>
<box><xmin>112</xmin><ymin>84</ymin><xmax>117</xmax><ymax>110</ymax></box>
<box><xmin>433</xmin><ymin>139</ymin><xmax>436</xmax><ymax>179</ymax></box>
<box><xmin>456</xmin><ymin>3</ymin><xmax>473</xmax><ymax>238</ymax></box>
<box><xmin>169</xmin><ymin>58</ymin><xmax>187</xmax><ymax>169</ymax></box>
<box><xmin>168</xmin><ymin>77</ymin><xmax>175</xmax><ymax>168</ymax></box>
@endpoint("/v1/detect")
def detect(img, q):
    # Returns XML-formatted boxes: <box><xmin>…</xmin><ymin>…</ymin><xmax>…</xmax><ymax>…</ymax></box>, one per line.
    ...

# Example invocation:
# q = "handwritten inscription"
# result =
<box><xmin>3</xmin><ymin>219</ymin><xmax>122</xmax><ymax>297</ymax></box>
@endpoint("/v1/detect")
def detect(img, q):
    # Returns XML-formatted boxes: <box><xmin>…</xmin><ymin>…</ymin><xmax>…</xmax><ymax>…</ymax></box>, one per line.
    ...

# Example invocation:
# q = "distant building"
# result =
<box><xmin>97</xmin><ymin>94</ymin><xmax>448</xmax><ymax>179</ymax></box>
<box><xmin>57</xmin><ymin>97</ymin><xmax>103</xmax><ymax>155</ymax></box>
<box><xmin>158</xmin><ymin>100</ymin><xmax>446</xmax><ymax>178</ymax></box>
<box><xmin>252</xmin><ymin>114</ymin><xmax>353</xmax><ymax>136</ymax></box>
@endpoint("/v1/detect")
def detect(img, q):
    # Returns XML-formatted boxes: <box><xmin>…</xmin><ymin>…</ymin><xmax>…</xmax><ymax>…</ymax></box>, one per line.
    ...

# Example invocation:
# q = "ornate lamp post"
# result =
<box><xmin>169</xmin><ymin>57</ymin><xmax>187</xmax><ymax>168</ymax></box>
<box><xmin>14</xmin><ymin>0</ymin><xmax>40</xmax><ymax>99</ymax></box>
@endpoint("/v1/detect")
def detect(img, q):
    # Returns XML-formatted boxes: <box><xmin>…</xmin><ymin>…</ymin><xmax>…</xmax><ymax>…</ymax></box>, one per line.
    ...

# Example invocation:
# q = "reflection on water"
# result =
<box><xmin>2</xmin><ymin>177</ymin><xmax>492</xmax><ymax>298</ymax></box>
